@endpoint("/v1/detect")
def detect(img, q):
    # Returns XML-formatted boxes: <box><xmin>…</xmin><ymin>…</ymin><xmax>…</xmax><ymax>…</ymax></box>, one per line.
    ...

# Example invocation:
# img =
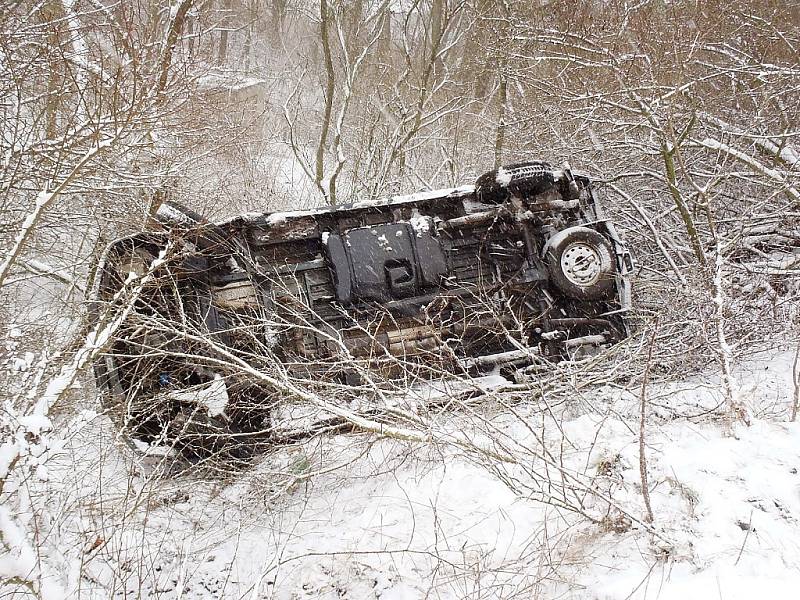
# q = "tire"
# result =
<box><xmin>545</xmin><ymin>227</ymin><xmax>616</xmax><ymax>300</ymax></box>
<box><xmin>475</xmin><ymin>161</ymin><xmax>554</xmax><ymax>204</ymax></box>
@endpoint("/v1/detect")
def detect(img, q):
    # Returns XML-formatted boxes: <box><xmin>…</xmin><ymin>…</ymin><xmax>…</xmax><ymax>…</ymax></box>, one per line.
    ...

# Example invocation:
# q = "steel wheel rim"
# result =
<box><xmin>561</xmin><ymin>242</ymin><xmax>603</xmax><ymax>287</ymax></box>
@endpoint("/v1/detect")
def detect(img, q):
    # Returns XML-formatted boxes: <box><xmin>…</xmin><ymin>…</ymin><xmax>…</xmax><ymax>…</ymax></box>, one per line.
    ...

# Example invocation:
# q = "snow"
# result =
<box><xmin>4</xmin><ymin>346</ymin><xmax>800</xmax><ymax>598</ymax></box>
<box><xmin>0</xmin><ymin>505</ymin><xmax>37</xmax><ymax>578</ymax></box>
<box><xmin>351</xmin><ymin>185</ymin><xmax>474</xmax><ymax>209</ymax></box>
<box><xmin>376</xmin><ymin>233</ymin><xmax>392</xmax><ymax>251</ymax></box>
<box><xmin>195</xmin><ymin>74</ymin><xmax>269</xmax><ymax>95</ymax></box>
<box><xmin>157</xmin><ymin>202</ymin><xmax>199</xmax><ymax>225</ymax></box>
<box><xmin>217</xmin><ymin>185</ymin><xmax>474</xmax><ymax>227</ymax></box>
<box><xmin>0</xmin><ymin>441</ymin><xmax>16</xmax><ymax>479</ymax></box>
<box><xmin>496</xmin><ymin>167</ymin><xmax>513</xmax><ymax>186</ymax></box>
<box><xmin>18</xmin><ymin>414</ymin><xmax>52</xmax><ymax>435</ymax></box>
<box><xmin>9</xmin><ymin>351</ymin><xmax>34</xmax><ymax>371</ymax></box>
<box><xmin>574</xmin><ymin>417</ymin><xmax>800</xmax><ymax>600</ymax></box>
<box><xmin>408</xmin><ymin>209</ymin><xmax>431</xmax><ymax>237</ymax></box>
<box><xmin>163</xmin><ymin>377</ymin><xmax>229</xmax><ymax>418</ymax></box>
<box><xmin>266</xmin><ymin>212</ymin><xmax>288</xmax><ymax>226</ymax></box>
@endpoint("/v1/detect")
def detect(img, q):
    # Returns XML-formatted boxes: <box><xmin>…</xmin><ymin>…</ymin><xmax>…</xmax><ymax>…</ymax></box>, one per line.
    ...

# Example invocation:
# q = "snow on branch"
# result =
<box><xmin>693</xmin><ymin>137</ymin><xmax>800</xmax><ymax>203</ymax></box>
<box><xmin>0</xmin><ymin>136</ymin><xmax>117</xmax><ymax>289</ymax></box>
<box><xmin>32</xmin><ymin>244</ymin><xmax>173</xmax><ymax>417</ymax></box>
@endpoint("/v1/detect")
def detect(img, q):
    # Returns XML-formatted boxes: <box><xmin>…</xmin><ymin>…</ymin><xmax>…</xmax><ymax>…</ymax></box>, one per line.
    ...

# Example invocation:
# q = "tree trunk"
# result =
<box><xmin>41</xmin><ymin>0</ymin><xmax>66</xmax><ymax>139</ymax></box>
<box><xmin>378</xmin><ymin>7</ymin><xmax>392</xmax><ymax>60</ymax></box>
<box><xmin>271</xmin><ymin>0</ymin><xmax>286</xmax><ymax>43</ymax></box>
<box><xmin>430</xmin><ymin>0</ymin><xmax>444</xmax><ymax>77</ymax></box>
<box><xmin>494</xmin><ymin>70</ymin><xmax>508</xmax><ymax>169</ymax></box>
<box><xmin>157</xmin><ymin>0</ymin><xmax>194</xmax><ymax>96</ymax></box>
<box><xmin>218</xmin><ymin>0</ymin><xmax>232</xmax><ymax>64</ymax></box>
<box><xmin>317</xmin><ymin>0</ymin><xmax>336</xmax><ymax>204</ymax></box>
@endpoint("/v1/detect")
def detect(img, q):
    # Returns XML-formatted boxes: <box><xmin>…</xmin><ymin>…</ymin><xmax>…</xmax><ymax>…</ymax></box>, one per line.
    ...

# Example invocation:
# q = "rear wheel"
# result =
<box><xmin>474</xmin><ymin>161</ymin><xmax>555</xmax><ymax>203</ymax></box>
<box><xmin>545</xmin><ymin>227</ymin><xmax>616</xmax><ymax>300</ymax></box>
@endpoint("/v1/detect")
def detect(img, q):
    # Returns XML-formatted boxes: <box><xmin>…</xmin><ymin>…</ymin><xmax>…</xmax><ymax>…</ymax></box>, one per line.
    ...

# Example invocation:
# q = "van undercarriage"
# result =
<box><xmin>90</xmin><ymin>161</ymin><xmax>633</xmax><ymax>457</ymax></box>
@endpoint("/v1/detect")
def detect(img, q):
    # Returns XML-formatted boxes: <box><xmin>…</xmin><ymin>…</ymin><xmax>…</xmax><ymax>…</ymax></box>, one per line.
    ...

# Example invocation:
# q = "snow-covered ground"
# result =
<box><xmin>6</xmin><ymin>348</ymin><xmax>800</xmax><ymax>599</ymax></box>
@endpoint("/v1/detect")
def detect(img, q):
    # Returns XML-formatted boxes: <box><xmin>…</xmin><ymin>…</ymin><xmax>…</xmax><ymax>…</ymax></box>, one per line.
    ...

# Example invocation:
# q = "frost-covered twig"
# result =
<box><xmin>693</xmin><ymin>137</ymin><xmax>800</xmax><ymax>203</ymax></box>
<box><xmin>607</xmin><ymin>182</ymin><xmax>688</xmax><ymax>285</ymax></box>
<box><xmin>0</xmin><ymin>245</ymin><xmax>173</xmax><ymax>597</ymax></box>
<box><xmin>0</xmin><ymin>412</ymin><xmax>65</xmax><ymax>598</ymax></box>
<box><xmin>0</xmin><ymin>136</ymin><xmax>116</xmax><ymax>289</ymax></box>
<box><xmin>791</xmin><ymin>345</ymin><xmax>800</xmax><ymax>422</ymax></box>
<box><xmin>32</xmin><ymin>245</ymin><xmax>172</xmax><ymax>417</ymax></box>
<box><xmin>6</xmin><ymin>259</ymin><xmax>85</xmax><ymax>292</ymax></box>
<box><xmin>141</xmin><ymin>318</ymin><xmax>671</xmax><ymax>541</ymax></box>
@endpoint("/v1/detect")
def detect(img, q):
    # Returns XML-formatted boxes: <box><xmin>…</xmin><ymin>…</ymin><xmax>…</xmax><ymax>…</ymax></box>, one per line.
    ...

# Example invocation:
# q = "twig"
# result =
<box><xmin>734</xmin><ymin>509</ymin><xmax>754</xmax><ymax>565</ymax></box>
<box><xmin>791</xmin><ymin>344</ymin><xmax>800</xmax><ymax>422</ymax></box>
<box><xmin>639</xmin><ymin>320</ymin><xmax>658</xmax><ymax>524</ymax></box>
